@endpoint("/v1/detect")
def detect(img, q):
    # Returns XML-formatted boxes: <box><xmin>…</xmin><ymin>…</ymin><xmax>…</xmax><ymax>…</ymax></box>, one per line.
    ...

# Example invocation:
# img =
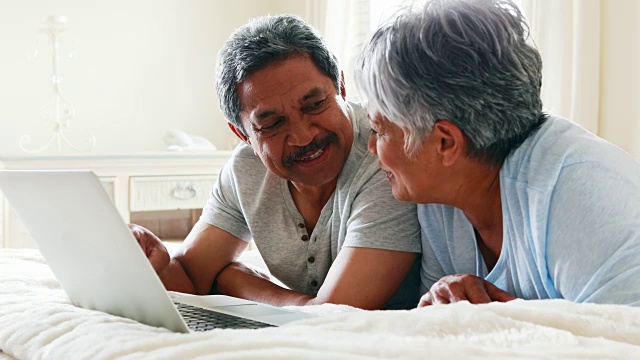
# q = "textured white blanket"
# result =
<box><xmin>1</xmin><ymin>249</ymin><xmax>639</xmax><ymax>359</ymax></box>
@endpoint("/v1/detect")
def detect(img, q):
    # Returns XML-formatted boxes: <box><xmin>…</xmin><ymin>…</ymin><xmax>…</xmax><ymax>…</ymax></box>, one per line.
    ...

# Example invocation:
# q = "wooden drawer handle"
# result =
<box><xmin>171</xmin><ymin>184</ymin><xmax>197</xmax><ymax>200</ymax></box>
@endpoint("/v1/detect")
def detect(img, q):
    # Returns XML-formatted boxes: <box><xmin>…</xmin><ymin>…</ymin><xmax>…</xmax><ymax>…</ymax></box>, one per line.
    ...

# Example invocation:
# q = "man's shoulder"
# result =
<box><xmin>336</xmin><ymin>101</ymin><xmax>382</xmax><ymax>186</ymax></box>
<box><xmin>227</xmin><ymin>142</ymin><xmax>268</xmax><ymax>173</ymax></box>
<box><xmin>218</xmin><ymin>143</ymin><xmax>274</xmax><ymax>194</ymax></box>
<box><xmin>230</xmin><ymin>141</ymin><xmax>258</xmax><ymax>159</ymax></box>
<box><xmin>346</xmin><ymin>101</ymin><xmax>370</xmax><ymax>153</ymax></box>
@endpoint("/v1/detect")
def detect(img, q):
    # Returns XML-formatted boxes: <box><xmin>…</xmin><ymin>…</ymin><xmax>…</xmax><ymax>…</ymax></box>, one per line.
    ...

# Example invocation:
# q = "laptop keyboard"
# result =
<box><xmin>175</xmin><ymin>302</ymin><xmax>275</xmax><ymax>331</ymax></box>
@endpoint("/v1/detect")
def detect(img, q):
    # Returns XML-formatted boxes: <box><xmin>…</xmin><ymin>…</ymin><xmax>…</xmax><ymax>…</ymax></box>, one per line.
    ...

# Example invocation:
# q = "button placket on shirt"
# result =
<box><xmin>297</xmin><ymin>221</ymin><xmax>319</xmax><ymax>292</ymax></box>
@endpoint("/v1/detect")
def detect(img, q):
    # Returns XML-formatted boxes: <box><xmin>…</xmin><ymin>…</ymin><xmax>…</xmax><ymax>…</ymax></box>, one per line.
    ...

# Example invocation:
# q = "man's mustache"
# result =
<box><xmin>282</xmin><ymin>133</ymin><xmax>338</xmax><ymax>167</ymax></box>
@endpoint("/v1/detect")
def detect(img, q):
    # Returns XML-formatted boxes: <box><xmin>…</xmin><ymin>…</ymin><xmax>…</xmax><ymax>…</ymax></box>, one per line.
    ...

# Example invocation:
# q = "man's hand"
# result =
<box><xmin>418</xmin><ymin>274</ymin><xmax>516</xmax><ymax>307</ymax></box>
<box><xmin>129</xmin><ymin>223</ymin><xmax>170</xmax><ymax>273</ymax></box>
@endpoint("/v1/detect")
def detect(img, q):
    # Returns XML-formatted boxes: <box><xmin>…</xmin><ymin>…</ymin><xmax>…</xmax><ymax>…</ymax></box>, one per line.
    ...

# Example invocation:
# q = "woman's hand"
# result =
<box><xmin>419</xmin><ymin>274</ymin><xmax>516</xmax><ymax>306</ymax></box>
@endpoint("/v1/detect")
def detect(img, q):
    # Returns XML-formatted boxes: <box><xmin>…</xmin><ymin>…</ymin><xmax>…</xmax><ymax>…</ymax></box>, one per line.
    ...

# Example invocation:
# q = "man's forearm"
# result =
<box><xmin>214</xmin><ymin>262</ymin><xmax>315</xmax><ymax>307</ymax></box>
<box><xmin>159</xmin><ymin>258</ymin><xmax>198</xmax><ymax>294</ymax></box>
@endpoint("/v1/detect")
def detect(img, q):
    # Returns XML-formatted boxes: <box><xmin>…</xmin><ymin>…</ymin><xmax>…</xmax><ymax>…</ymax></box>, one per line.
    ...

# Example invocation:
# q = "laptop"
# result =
<box><xmin>0</xmin><ymin>170</ymin><xmax>316</xmax><ymax>333</ymax></box>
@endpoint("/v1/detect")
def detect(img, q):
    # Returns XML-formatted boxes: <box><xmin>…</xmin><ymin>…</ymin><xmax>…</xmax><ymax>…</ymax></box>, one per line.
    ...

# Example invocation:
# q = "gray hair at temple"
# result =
<box><xmin>216</xmin><ymin>14</ymin><xmax>341</xmax><ymax>136</ymax></box>
<box><xmin>355</xmin><ymin>0</ymin><xmax>547</xmax><ymax>165</ymax></box>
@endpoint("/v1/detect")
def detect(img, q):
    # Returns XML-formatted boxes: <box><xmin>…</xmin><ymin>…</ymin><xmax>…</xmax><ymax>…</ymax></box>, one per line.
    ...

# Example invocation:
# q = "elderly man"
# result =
<box><xmin>133</xmin><ymin>14</ymin><xmax>421</xmax><ymax>310</ymax></box>
<box><xmin>355</xmin><ymin>0</ymin><xmax>640</xmax><ymax>306</ymax></box>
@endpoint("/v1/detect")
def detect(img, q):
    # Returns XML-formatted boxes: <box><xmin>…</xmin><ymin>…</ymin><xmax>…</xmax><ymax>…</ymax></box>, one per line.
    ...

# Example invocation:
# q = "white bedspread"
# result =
<box><xmin>1</xmin><ymin>249</ymin><xmax>639</xmax><ymax>359</ymax></box>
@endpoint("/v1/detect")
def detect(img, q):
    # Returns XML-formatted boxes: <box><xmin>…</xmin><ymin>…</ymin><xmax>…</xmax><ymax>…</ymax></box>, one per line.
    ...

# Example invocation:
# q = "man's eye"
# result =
<box><xmin>304</xmin><ymin>99</ymin><xmax>325</xmax><ymax>113</ymax></box>
<box><xmin>370</xmin><ymin>128</ymin><xmax>382</xmax><ymax>136</ymax></box>
<box><xmin>262</xmin><ymin>117</ymin><xmax>285</xmax><ymax>130</ymax></box>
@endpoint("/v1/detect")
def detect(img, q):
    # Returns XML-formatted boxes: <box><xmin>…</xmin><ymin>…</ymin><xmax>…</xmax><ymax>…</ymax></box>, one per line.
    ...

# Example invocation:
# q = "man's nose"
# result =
<box><xmin>288</xmin><ymin>116</ymin><xmax>319</xmax><ymax>147</ymax></box>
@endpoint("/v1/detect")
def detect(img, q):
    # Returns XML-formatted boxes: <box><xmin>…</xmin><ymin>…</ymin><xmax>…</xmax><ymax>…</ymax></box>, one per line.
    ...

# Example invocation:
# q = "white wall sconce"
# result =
<box><xmin>19</xmin><ymin>15</ymin><xmax>96</xmax><ymax>153</ymax></box>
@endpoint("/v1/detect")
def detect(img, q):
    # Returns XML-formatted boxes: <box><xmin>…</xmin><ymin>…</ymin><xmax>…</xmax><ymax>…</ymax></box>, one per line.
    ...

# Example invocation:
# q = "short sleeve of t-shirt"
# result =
<box><xmin>342</xmin><ymin>166</ymin><xmax>421</xmax><ymax>253</ymax></box>
<box><xmin>201</xmin><ymin>148</ymin><xmax>253</xmax><ymax>242</ymax></box>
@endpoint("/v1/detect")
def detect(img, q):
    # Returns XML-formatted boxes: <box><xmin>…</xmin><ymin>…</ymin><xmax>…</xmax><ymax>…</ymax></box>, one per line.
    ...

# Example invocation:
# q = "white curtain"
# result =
<box><xmin>317</xmin><ymin>0</ymin><xmax>423</xmax><ymax>102</ymax></box>
<box><xmin>305</xmin><ymin>0</ymin><xmax>327</xmax><ymax>34</ymax></box>
<box><xmin>521</xmin><ymin>0</ymin><xmax>640</xmax><ymax>158</ymax></box>
<box><xmin>322</xmin><ymin>0</ymin><xmax>371</xmax><ymax>103</ymax></box>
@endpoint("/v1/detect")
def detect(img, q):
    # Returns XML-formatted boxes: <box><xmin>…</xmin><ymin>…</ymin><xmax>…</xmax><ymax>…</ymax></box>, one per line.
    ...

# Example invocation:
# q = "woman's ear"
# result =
<box><xmin>432</xmin><ymin>121</ymin><xmax>465</xmax><ymax>167</ymax></box>
<box><xmin>228</xmin><ymin>123</ymin><xmax>250</xmax><ymax>145</ymax></box>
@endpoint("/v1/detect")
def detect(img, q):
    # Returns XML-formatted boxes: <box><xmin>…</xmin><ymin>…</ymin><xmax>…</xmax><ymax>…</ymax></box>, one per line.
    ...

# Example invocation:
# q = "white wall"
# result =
<box><xmin>0</xmin><ymin>0</ymin><xmax>307</xmax><ymax>155</ymax></box>
<box><xmin>599</xmin><ymin>0</ymin><xmax>640</xmax><ymax>157</ymax></box>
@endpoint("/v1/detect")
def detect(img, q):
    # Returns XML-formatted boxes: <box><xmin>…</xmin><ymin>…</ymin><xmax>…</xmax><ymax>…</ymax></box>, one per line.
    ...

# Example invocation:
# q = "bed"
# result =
<box><xmin>1</xmin><ymin>248</ymin><xmax>639</xmax><ymax>359</ymax></box>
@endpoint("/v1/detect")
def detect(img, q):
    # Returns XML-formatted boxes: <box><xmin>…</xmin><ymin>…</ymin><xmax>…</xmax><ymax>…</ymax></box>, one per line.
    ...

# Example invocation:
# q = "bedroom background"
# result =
<box><xmin>0</xmin><ymin>0</ymin><xmax>638</xmax><ymax>249</ymax></box>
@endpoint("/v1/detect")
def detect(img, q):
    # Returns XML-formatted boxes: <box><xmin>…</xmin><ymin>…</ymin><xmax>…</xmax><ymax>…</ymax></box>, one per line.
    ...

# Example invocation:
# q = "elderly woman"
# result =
<box><xmin>355</xmin><ymin>0</ymin><xmax>640</xmax><ymax>306</ymax></box>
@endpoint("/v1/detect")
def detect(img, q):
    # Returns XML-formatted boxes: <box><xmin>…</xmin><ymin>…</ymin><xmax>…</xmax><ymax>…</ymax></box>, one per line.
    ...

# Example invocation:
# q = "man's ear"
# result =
<box><xmin>339</xmin><ymin>71</ymin><xmax>346</xmax><ymax>99</ymax></box>
<box><xmin>228</xmin><ymin>122</ymin><xmax>250</xmax><ymax>145</ymax></box>
<box><xmin>432</xmin><ymin>120</ymin><xmax>465</xmax><ymax>167</ymax></box>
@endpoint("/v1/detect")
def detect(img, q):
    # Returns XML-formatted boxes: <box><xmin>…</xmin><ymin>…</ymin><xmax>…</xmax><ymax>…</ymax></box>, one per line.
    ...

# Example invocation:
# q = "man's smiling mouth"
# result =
<box><xmin>283</xmin><ymin>133</ymin><xmax>337</xmax><ymax>167</ymax></box>
<box><xmin>298</xmin><ymin>148</ymin><xmax>324</xmax><ymax>162</ymax></box>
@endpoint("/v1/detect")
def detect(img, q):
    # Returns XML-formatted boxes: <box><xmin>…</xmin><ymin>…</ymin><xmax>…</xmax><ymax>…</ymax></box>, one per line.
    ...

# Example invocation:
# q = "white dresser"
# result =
<box><xmin>0</xmin><ymin>151</ymin><xmax>232</xmax><ymax>248</ymax></box>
